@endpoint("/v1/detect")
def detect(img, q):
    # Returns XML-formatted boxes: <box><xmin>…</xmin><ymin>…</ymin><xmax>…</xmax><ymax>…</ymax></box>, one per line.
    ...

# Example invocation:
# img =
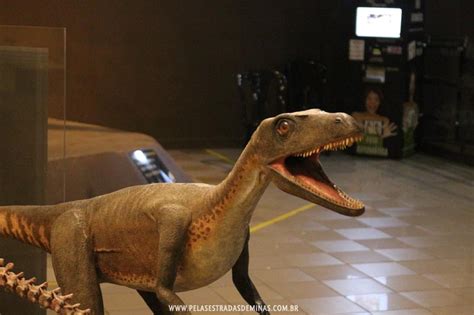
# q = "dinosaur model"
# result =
<box><xmin>0</xmin><ymin>109</ymin><xmax>365</xmax><ymax>315</ymax></box>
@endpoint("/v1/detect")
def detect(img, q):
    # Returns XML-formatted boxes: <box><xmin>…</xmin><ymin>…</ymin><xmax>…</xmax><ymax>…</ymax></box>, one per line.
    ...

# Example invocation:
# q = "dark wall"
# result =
<box><xmin>0</xmin><ymin>1</ymin><xmax>329</xmax><ymax>147</ymax></box>
<box><xmin>2</xmin><ymin>1</ymin><xmax>471</xmax><ymax>147</ymax></box>
<box><xmin>425</xmin><ymin>0</ymin><xmax>474</xmax><ymax>40</ymax></box>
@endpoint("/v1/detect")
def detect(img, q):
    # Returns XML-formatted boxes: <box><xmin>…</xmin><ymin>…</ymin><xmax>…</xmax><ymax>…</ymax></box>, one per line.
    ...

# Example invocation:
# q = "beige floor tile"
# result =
<box><xmin>377</xmin><ymin>207</ymin><xmax>425</xmax><ymax>217</ymax></box>
<box><xmin>352</xmin><ymin>262</ymin><xmax>416</xmax><ymax>277</ymax></box>
<box><xmin>301</xmin><ymin>265</ymin><xmax>368</xmax><ymax>281</ymax></box>
<box><xmin>397</xmin><ymin>236</ymin><xmax>456</xmax><ymax>248</ymax></box>
<box><xmin>423</xmin><ymin>246</ymin><xmax>473</xmax><ymax>259</ymax></box>
<box><xmin>282</xmin><ymin>253</ymin><xmax>344</xmax><ymax>267</ymax></box>
<box><xmin>313</xmin><ymin>209</ymin><xmax>355</xmax><ymax>221</ymax></box>
<box><xmin>346</xmin><ymin>293</ymin><xmax>421</xmax><ymax>312</ymax></box>
<box><xmin>357</xmin><ymin>217</ymin><xmax>409</xmax><ymax>228</ymax></box>
<box><xmin>178</xmin><ymin>286</ymin><xmax>229</xmax><ymax>305</ymax></box>
<box><xmin>451</xmin><ymin>287</ymin><xmax>474</xmax><ymax>301</ymax></box>
<box><xmin>371</xmin><ymin>309</ymin><xmax>434</xmax><ymax>315</ymax></box>
<box><xmin>336</xmin><ymin>228</ymin><xmax>391</xmax><ymax>240</ymax></box>
<box><xmin>424</xmin><ymin>273</ymin><xmax>474</xmax><ymax>288</ymax></box>
<box><xmin>296</xmin><ymin>230</ymin><xmax>348</xmax><ymax>241</ymax></box>
<box><xmin>102</xmin><ymin>291</ymin><xmax>148</xmax><ymax>311</ymax></box>
<box><xmin>332</xmin><ymin>250</ymin><xmax>392</xmax><ymax>264</ymax></box>
<box><xmin>358</xmin><ymin>238</ymin><xmax>411</xmax><ymax>249</ymax></box>
<box><xmin>366</xmin><ymin>200</ymin><xmax>409</xmax><ymax>209</ymax></box>
<box><xmin>428</xmin><ymin>305</ymin><xmax>474</xmax><ymax>315</ymax></box>
<box><xmin>323</xmin><ymin>278</ymin><xmax>392</xmax><ymax>295</ymax></box>
<box><xmin>321</xmin><ymin>219</ymin><xmax>370</xmax><ymax>229</ymax></box>
<box><xmin>208</xmin><ymin>271</ymin><xmax>234</xmax><ymax>288</ymax></box>
<box><xmin>276</xmin><ymin>218</ymin><xmax>332</xmax><ymax>232</ymax></box>
<box><xmin>273</xmin><ymin>242</ymin><xmax>324</xmax><ymax>255</ymax></box>
<box><xmin>359</xmin><ymin>209</ymin><xmax>388</xmax><ymax>218</ymax></box>
<box><xmin>249</xmin><ymin>254</ymin><xmax>291</xmax><ymax>270</ymax></box>
<box><xmin>107</xmin><ymin>308</ymin><xmax>153</xmax><ymax>315</ymax></box>
<box><xmin>100</xmin><ymin>283</ymin><xmax>138</xmax><ymax>295</ymax></box>
<box><xmin>292</xmin><ymin>296</ymin><xmax>365</xmax><ymax>314</ymax></box>
<box><xmin>254</xmin><ymin>268</ymin><xmax>315</xmax><ymax>283</ymax></box>
<box><xmin>312</xmin><ymin>240</ymin><xmax>369</xmax><ymax>252</ymax></box>
<box><xmin>374</xmin><ymin>275</ymin><xmax>444</xmax><ymax>291</ymax></box>
<box><xmin>351</xmin><ymin>192</ymin><xmax>389</xmax><ymax>201</ymax></box>
<box><xmin>269</xmin><ymin>281</ymin><xmax>339</xmax><ymax>299</ymax></box>
<box><xmin>213</xmin><ymin>284</ymin><xmax>283</xmax><ymax>303</ymax></box>
<box><xmin>352</xmin><ymin>191</ymin><xmax>388</xmax><ymax>201</ymax></box>
<box><xmin>444</xmin><ymin>258</ymin><xmax>474</xmax><ymax>273</ymax></box>
<box><xmin>399</xmin><ymin>260</ymin><xmax>459</xmax><ymax>274</ymax></box>
<box><xmin>379</xmin><ymin>226</ymin><xmax>431</xmax><ymax>237</ymax></box>
<box><xmin>376</xmin><ymin>248</ymin><xmax>434</xmax><ymax>261</ymax></box>
<box><xmin>250</xmin><ymin>232</ymin><xmax>305</xmax><ymax>244</ymax></box>
<box><xmin>249</xmin><ymin>239</ymin><xmax>319</xmax><ymax>256</ymax></box>
<box><xmin>401</xmin><ymin>290</ymin><xmax>467</xmax><ymax>308</ymax></box>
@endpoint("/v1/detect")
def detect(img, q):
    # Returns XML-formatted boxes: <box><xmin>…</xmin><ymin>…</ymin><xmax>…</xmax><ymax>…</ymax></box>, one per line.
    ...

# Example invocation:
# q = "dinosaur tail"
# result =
<box><xmin>0</xmin><ymin>204</ymin><xmax>67</xmax><ymax>252</ymax></box>
<box><xmin>0</xmin><ymin>258</ymin><xmax>91</xmax><ymax>314</ymax></box>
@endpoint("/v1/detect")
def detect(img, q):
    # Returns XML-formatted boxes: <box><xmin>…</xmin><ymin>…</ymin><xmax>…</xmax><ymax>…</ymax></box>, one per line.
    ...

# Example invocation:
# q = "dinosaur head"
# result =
<box><xmin>254</xmin><ymin>109</ymin><xmax>365</xmax><ymax>217</ymax></box>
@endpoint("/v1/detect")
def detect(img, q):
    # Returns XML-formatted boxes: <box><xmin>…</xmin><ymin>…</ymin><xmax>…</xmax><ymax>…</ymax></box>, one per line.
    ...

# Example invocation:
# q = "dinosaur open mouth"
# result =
<box><xmin>269</xmin><ymin>134</ymin><xmax>364</xmax><ymax>212</ymax></box>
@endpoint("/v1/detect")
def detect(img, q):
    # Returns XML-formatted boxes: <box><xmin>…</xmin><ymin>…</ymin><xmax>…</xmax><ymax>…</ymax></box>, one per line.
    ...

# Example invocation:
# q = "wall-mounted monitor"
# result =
<box><xmin>356</xmin><ymin>7</ymin><xmax>402</xmax><ymax>38</ymax></box>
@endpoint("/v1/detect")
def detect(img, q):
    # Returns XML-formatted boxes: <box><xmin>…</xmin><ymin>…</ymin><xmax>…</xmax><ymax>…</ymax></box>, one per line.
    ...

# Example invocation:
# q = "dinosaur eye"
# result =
<box><xmin>276</xmin><ymin>119</ymin><xmax>291</xmax><ymax>136</ymax></box>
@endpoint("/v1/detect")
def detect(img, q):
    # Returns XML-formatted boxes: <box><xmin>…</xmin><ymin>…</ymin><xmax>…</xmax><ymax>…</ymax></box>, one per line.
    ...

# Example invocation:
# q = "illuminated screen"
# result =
<box><xmin>356</xmin><ymin>7</ymin><xmax>402</xmax><ymax>38</ymax></box>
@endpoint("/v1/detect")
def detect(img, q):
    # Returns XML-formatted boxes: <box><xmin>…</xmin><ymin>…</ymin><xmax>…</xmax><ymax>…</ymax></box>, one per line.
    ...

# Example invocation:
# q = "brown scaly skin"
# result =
<box><xmin>0</xmin><ymin>109</ymin><xmax>365</xmax><ymax>314</ymax></box>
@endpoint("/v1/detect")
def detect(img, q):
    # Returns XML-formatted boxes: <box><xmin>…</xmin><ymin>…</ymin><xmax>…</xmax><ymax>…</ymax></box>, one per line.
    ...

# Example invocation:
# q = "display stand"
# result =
<box><xmin>347</xmin><ymin>0</ymin><xmax>425</xmax><ymax>158</ymax></box>
<box><xmin>420</xmin><ymin>36</ymin><xmax>473</xmax><ymax>164</ymax></box>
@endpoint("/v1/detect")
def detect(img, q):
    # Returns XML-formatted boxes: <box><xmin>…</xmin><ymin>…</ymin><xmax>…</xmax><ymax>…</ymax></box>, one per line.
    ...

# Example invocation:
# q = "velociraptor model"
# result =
<box><xmin>0</xmin><ymin>109</ymin><xmax>365</xmax><ymax>315</ymax></box>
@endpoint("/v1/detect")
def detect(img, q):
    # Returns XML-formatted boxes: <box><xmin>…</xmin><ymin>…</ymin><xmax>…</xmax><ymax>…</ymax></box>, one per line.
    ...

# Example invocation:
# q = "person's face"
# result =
<box><xmin>365</xmin><ymin>91</ymin><xmax>380</xmax><ymax>115</ymax></box>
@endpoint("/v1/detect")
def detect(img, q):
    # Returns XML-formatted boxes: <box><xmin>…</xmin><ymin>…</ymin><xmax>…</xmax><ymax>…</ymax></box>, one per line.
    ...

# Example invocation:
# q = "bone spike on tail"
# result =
<box><xmin>0</xmin><ymin>258</ymin><xmax>90</xmax><ymax>314</ymax></box>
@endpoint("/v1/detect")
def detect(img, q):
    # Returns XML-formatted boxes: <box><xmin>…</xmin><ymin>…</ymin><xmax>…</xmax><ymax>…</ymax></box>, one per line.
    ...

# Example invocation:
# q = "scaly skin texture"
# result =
<box><xmin>0</xmin><ymin>109</ymin><xmax>365</xmax><ymax>314</ymax></box>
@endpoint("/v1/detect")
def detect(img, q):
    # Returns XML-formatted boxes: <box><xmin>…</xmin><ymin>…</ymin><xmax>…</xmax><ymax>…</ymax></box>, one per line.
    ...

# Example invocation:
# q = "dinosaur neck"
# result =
<box><xmin>207</xmin><ymin>140</ymin><xmax>270</xmax><ymax>224</ymax></box>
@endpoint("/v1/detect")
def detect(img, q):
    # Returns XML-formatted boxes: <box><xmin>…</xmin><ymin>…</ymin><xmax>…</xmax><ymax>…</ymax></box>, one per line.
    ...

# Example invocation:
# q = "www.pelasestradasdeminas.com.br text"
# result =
<box><xmin>169</xmin><ymin>304</ymin><xmax>300</xmax><ymax>312</ymax></box>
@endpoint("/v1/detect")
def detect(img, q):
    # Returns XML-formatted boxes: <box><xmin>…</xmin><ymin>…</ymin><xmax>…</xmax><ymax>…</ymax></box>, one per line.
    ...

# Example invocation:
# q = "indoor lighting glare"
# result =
<box><xmin>132</xmin><ymin>150</ymin><xmax>149</xmax><ymax>164</ymax></box>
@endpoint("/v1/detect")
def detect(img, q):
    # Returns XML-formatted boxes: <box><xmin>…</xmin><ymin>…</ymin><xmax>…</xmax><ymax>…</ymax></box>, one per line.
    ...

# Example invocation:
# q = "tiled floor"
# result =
<box><xmin>46</xmin><ymin>149</ymin><xmax>474</xmax><ymax>314</ymax></box>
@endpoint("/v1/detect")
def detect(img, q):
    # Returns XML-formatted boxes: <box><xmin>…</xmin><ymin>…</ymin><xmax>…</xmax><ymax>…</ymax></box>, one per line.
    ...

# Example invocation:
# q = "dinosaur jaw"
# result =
<box><xmin>268</xmin><ymin>134</ymin><xmax>365</xmax><ymax>217</ymax></box>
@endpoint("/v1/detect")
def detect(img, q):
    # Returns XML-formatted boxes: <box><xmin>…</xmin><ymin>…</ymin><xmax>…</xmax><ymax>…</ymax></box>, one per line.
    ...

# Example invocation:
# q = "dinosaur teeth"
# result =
<box><xmin>294</xmin><ymin>147</ymin><xmax>319</xmax><ymax>158</ymax></box>
<box><xmin>292</xmin><ymin>134</ymin><xmax>362</xmax><ymax>158</ymax></box>
<box><xmin>317</xmin><ymin>134</ymin><xmax>362</xmax><ymax>153</ymax></box>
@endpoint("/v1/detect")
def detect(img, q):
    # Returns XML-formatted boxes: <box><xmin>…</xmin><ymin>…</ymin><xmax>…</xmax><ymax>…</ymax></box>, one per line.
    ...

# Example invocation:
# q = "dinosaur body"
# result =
<box><xmin>0</xmin><ymin>109</ymin><xmax>365</xmax><ymax>314</ymax></box>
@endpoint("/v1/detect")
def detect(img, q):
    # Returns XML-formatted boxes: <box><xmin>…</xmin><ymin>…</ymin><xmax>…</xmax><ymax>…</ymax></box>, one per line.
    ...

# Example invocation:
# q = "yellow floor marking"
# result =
<box><xmin>204</xmin><ymin>148</ymin><xmax>316</xmax><ymax>233</ymax></box>
<box><xmin>250</xmin><ymin>203</ymin><xmax>315</xmax><ymax>233</ymax></box>
<box><xmin>204</xmin><ymin>149</ymin><xmax>236</xmax><ymax>164</ymax></box>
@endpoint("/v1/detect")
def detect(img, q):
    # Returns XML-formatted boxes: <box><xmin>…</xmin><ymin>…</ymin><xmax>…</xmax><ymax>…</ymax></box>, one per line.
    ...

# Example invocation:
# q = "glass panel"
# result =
<box><xmin>0</xmin><ymin>25</ymin><xmax>67</xmax><ymax>203</ymax></box>
<box><xmin>0</xmin><ymin>25</ymin><xmax>65</xmax><ymax>315</ymax></box>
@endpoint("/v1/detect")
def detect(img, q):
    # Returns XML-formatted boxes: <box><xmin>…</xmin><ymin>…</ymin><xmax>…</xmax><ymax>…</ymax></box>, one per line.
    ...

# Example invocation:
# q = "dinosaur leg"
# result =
<box><xmin>137</xmin><ymin>289</ymin><xmax>164</xmax><ymax>314</ymax></box>
<box><xmin>153</xmin><ymin>206</ymin><xmax>192</xmax><ymax>315</ymax></box>
<box><xmin>50</xmin><ymin>209</ymin><xmax>104</xmax><ymax>315</ymax></box>
<box><xmin>232</xmin><ymin>229</ymin><xmax>270</xmax><ymax>315</ymax></box>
